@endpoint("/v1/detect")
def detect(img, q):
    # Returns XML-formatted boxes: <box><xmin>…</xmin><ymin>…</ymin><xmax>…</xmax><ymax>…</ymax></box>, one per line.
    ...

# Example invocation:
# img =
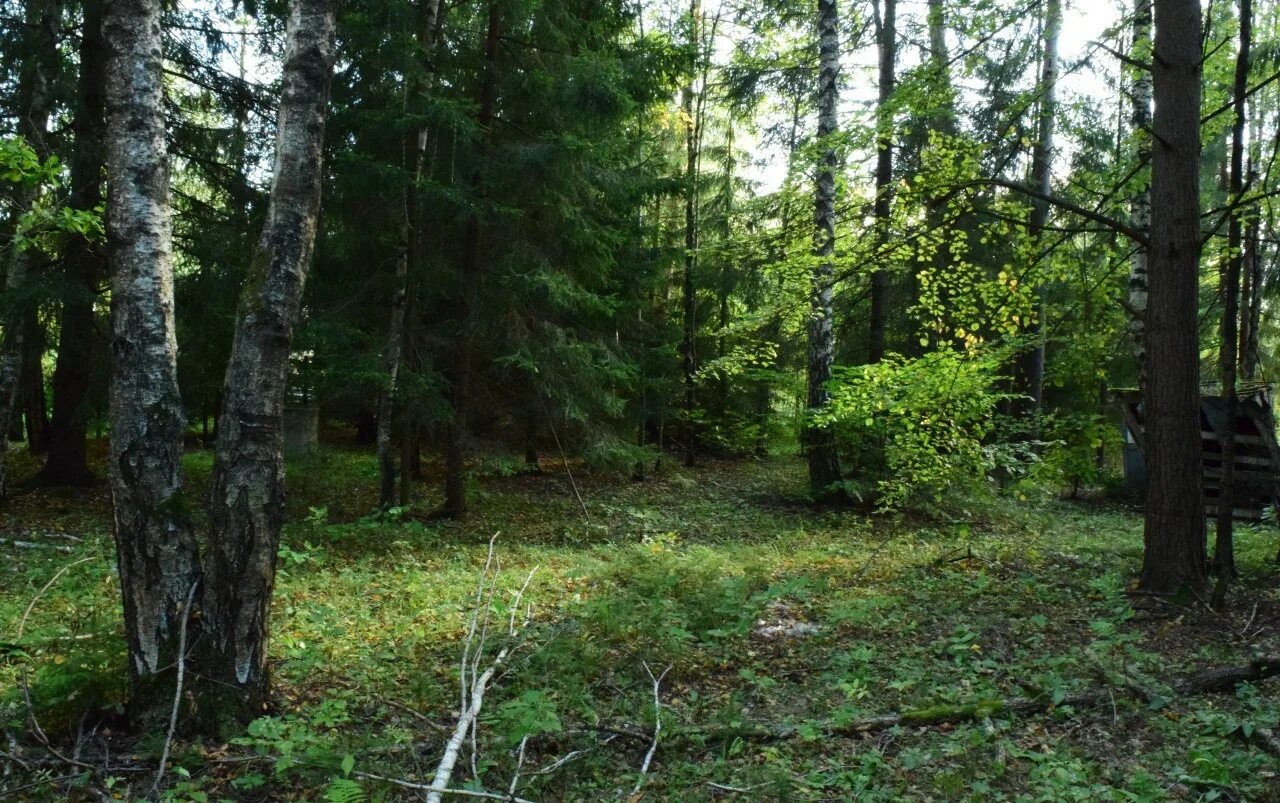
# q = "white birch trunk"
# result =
<box><xmin>804</xmin><ymin>0</ymin><xmax>843</xmax><ymax>495</ymax></box>
<box><xmin>103</xmin><ymin>0</ymin><xmax>201</xmax><ymax>718</ymax></box>
<box><xmin>1129</xmin><ymin>0</ymin><xmax>1153</xmax><ymax>385</ymax></box>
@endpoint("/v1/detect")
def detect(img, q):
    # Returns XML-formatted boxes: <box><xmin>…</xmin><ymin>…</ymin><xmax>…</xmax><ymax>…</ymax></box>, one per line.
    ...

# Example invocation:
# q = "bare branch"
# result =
<box><xmin>151</xmin><ymin>579</ymin><xmax>200</xmax><ymax>797</ymax></box>
<box><xmin>632</xmin><ymin>662</ymin><xmax>673</xmax><ymax>797</ymax></box>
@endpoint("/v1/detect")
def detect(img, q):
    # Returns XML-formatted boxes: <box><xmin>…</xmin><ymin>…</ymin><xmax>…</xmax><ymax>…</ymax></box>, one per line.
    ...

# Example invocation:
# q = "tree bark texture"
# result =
<box><xmin>41</xmin><ymin>0</ymin><xmax>107</xmax><ymax>487</ymax></box>
<box><xmin>1140</xmin><ymin>0</ymin><xmax>1207</xmax><ymax>594</ymax></box>
<box><xmin>103</xmin><ymin>0</ymin><xmax>201</xmax><ymax>717</ymax></box>
<box><xmin>804</xmin><ymin>0</ymin><xmax>843</xmax><ymax>496</ymax></box>
<box><xmin>202</xmin><ymin>0</ymin><xmax>337</xmax><ymax>717</ymax></box>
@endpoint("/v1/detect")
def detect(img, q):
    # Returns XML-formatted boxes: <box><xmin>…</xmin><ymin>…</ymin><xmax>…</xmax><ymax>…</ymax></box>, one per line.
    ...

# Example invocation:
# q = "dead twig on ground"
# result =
<box><xmin>426</xmin><ymin>552</ymin><xmax>537</xmax><ymax>803</ymax></box>
<box><xmin>631</xmin><ymin>662</ymin><xmax>672</xmax><ymax>797</ymax></box>
<box><xmin>150</xmin><ymin>579</ymin><xmax>200</xmax><ymax>797</ymax></box>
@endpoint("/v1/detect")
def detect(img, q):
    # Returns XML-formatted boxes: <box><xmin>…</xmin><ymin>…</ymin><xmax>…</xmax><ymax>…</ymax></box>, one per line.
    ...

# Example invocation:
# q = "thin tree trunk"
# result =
<box><xmin>1129</xmin><ymin>0</ymin><xmax>1153</xmax><ymax>386</ymax></box>
<box><xmin>201</xmin><ymin>0</ymin><xmax>337</xmax><ymax>719</ymax></box>
<box><xmin>523</xmin><ymin>404</ymin><xmax>539</xmax><ymax>472</ymax></box>
<box><xmin>804</xmin><ymin>0</ymin><xmax>843</xmax><ymax>497</ymax></box>
<box><xmin>1240</xmin><ymin>217</ymin><xmax>1262</xmax><ymax>379</ymax></box>
<box><xmin>680</xmin><ymin>0</ymin><xmax>701</xmax><ymax>467</ymax></box>
<box><xmin>1213</xmin><ymin>0</ymin><xmax>1250</xmax><ymax>589</ymax></box>
<box><xmin>0</xmin><ymin>0</ymin><xmax>60</xmax><ymax>497</ymax></box>
<box><xmin>378</xmin><ymin>0</ymin><xmax>442</xmax><ymax>509</ymax></box>
<box><xmin>444</xmin><ymin>1</ymin><xmax>500</xmax><ymax>518</ymax></box>
<box><xmin>868</xmin><ymin>0</ymin><xmax>895</xmax><ymax>364</ymax></box>
<box><xmin>1140</xmin><ymin>0</ymin><xmax>1207</xmax><ymax>594</ymax></box>
<box><xmin>41</xmin><ymin>0</ymin><xmax>106</xmax><ymax>487</ymax></box>
<box><xmin>377</xmin><ymin>159</ymin><xmax>412</xmax><ymax>508</ymax></box>
<box><xmin>1012</xmin><ymin>0</ymin><xmax>1059</xmax><ymax>428</ymax></box>
<box><xmin>21</xmin><ymin>312</ymin><xmax>48</xmax><ymax>454</ymax></box>
<box><xmin>103</xmin><ymin>0</ymin><xmax>201</xmax><ymax>723</ymax></box>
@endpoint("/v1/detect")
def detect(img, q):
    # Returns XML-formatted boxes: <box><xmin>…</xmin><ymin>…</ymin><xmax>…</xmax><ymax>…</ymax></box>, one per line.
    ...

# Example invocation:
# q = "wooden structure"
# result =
<box><xmin>1116</xmin><ymin>384</ymin><xmax>1280</xmax><ymax>520</ymax></box>
<box><xmin>283</xmin><ymin>405</ymin><xmax>320</xmax><ymax>457</ymax></box>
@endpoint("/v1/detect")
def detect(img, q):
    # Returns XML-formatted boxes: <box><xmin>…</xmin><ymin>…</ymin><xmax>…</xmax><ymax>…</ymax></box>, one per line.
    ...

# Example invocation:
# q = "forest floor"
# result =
<box><xmin>2</xmin><ymin>444</ymin><xmax>1279</xmax><ymax>801</ymax></box>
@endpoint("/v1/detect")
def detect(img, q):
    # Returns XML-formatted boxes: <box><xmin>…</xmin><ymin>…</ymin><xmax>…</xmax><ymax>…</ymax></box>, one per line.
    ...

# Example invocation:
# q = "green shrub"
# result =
<box><xmin>821</xmin><ymin>349</ymin><xmax>1008</xmax><ymax>510</ymax></box>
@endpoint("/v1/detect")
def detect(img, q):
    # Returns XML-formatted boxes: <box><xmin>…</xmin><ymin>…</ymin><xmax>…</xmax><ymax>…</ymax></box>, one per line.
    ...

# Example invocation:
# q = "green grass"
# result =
<box><xmin>2</xmin><ymin>446</ymin><xmax>1278</xmax><ymax>801</ymax></box>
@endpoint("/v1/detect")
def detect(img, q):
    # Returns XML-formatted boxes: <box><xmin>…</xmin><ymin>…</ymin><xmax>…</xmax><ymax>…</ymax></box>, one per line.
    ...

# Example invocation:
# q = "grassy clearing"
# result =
<box><xmin>2</xmin><ymin>446</ymin><xmax>1279</xmax><ymax>801</ymax></box>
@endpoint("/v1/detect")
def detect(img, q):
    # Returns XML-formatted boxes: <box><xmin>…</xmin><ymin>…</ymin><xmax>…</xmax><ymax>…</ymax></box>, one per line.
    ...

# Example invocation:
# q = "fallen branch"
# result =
<box><xmin>1245</xmin><ymin>726</ymin><xmax>1280</xmax><ymax>757</ymax></box>
<box><xmin>0</xmin><ymin>538</ymin><xmax>75</xmax><ymax>553</ymax></box>
<box><xmin>426</xmin><ymin>554</ymin><xmax>537</xmax><ymax>803</ymax></box>
<box><xmin>1175</xmin><ymin>655</ymin><xmax>1280</xmax><ymax>694</ymax></box>
<box><xmin>151</xmin><ymin>579</ymin><xmax>200</xmax><ymax>797</ymax></box>
<box><xmin>590</xmin><ymin>655</ymin><xmax>1280</xmax><ymax>748</ymax></box>
<box><xmin>353</xmin><ymin>769</ymin><xmax>537</xmax><ymax>803</ymax></box>
<box><xmin>631</xmin><ymin>662</ymin><xmax>671</xmax><ymax>797</ymax></box>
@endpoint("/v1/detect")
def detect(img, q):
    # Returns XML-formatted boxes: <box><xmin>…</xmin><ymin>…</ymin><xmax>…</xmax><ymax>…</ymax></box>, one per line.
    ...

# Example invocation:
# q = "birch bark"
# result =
<box><xmin>202</xmin><ymin>0</ymin><xmax>337</xmax><ymax>714</ymax></box>
<box><xmin>103</xmin><ymin>0</ymin><xmax>201</xmax><ymax>718</ymax></box>
<box><xmin>804</xmin><ymin>0</ymin><xmax>844</xmax><ymax>496</ymax></box>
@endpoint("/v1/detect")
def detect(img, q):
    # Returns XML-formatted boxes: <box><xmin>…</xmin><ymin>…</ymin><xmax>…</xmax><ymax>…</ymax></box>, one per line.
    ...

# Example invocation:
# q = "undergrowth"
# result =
<box><xmin>2</xmin><ymin>446</ymin><xmax>1278</xmax><ymax>801</ymax></box>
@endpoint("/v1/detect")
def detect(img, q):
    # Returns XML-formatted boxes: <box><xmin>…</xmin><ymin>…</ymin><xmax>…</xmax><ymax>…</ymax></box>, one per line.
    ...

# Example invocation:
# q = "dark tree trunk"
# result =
<box><xmin>21</xmin><ymin>312</ymin><xmax>48</xmax><ymax>454</ymax></box>
<box><xmin>444</xmin><ymin>1</ymin><xmax>500</xmax><ymax>519</ymax></box>
<box><xmin>523</xmin><ymin>403</ymin><xmax>540</xmax><ymax>472</ymax></box>
<box><xmin>354</xmin><ymin>405</ymin><xmax>376</xmax><ymax>444</ymax></box>
<box><xmin>41</xmin><ymin>0</ymin><xmax>106</xmax><ymax>487</ymax></box>
<box><xmin>1213</xmin><ymin>0</ymin><xmax>1250</xmax><ymax>589</ymax></box>
<box><xmin>867</xmin><ymin>0</ymin><xmax>895</xmax><ymax>364</ymax></box>
<box><xmin>1011</xmin><ymin>0</ymin><xmax>1059</xmax><ymax>429</ymax></box>
<box><xmin>680</xmin><ymin>0</ymin><xmax>701</xmax><ymax>468</ymax></box>
<box><xmin>0</xmin><ymin>0</ymin><xmax>60</xmax><ymax>497</ymax></box>
<box><xmin>1240</xmin><ymin>217</ymin><xmax>1262</xmax><ymax>379</ymax></box>
<box><xmin>378</xmin><ymin>0</ymin><xmax>442</xmax><ymax>509</ymax></box>
<box><xmin>103</xmin><ymin>0</ymin><xmax>201</xmax><ymax>724</ymax></box>
<box><xmin>201</xmin><ymin>0</ymin><xmax>336</xmax><ymax>720</ymax></box>
<box><xmin>804</xmin><ymin>0</ymin><xmax>843</xmax><ymax>498</ymax></box>
<box><xmin>1139</xmin><ymin>0</ymin><xmax>1207</xmax><ymax>594</ymax></box>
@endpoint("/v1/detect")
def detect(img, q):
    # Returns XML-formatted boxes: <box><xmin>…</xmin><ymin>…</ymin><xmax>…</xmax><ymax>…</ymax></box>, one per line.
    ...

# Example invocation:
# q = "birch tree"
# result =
<box><xmin>804</xmin><ymin>0</ymin><xmax>843</xmax><ymax>496</ymax></box>
<box><xmin>103</xmin><ymin>0</ymin><xmax>201</xmax><ymax>718</ymax></box>
<box><xmin>201</xmin><ymin>0</ymin><xmax>338</xmax><ymax>714</ymax></box>
<box><xmin>1128</xmin><ymin>0</ymin><xmax>1153</xmax><ymax>385</ymax></box>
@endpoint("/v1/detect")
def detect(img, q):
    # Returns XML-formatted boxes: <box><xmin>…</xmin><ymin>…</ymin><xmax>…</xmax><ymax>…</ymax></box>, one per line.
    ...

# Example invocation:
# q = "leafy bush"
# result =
<box><xmin>1032</xmin><ymin>411</ymin><xmax>1123</xmax><ymax>495</ymax></box>
<box><xmin>820</xmin><ymin>349</ymin><xmax>1008</xmax><ymax>510</ymax></box>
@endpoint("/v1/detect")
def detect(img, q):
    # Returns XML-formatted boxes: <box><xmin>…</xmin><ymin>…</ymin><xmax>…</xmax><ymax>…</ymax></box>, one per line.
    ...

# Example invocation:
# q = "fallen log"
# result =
<box><xmin>1176</xmin><ymin>655</ymin><xmax>1280</xmax><ymax>694</ymax></box>
<box><xmin>619</xmin><ymin>656</ymin><xmax>1280</xmax><ymax>747</ymax></box>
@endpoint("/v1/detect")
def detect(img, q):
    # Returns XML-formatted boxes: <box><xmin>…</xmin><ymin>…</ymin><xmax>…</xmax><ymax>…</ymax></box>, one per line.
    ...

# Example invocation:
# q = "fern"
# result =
<box><xmin>324</xmin><ymin>778</ymin><xmax>365</xmax><ymax>803</ymax></box>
